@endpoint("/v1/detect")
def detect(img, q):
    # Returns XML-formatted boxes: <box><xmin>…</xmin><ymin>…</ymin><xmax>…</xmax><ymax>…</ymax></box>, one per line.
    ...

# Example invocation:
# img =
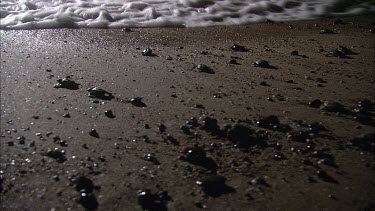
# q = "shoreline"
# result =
<box><xmin>1</xmin><ymin>15</ymin><xmax>374</xmax><ymax>210</ymax></box>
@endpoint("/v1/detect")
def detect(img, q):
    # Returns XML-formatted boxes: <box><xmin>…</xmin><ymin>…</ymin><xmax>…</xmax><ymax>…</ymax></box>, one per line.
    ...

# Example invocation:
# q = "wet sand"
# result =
<box><xmin>1</xmin><ymin>16</ymin><xmax>374</xmax><ymax>210</ymax></box>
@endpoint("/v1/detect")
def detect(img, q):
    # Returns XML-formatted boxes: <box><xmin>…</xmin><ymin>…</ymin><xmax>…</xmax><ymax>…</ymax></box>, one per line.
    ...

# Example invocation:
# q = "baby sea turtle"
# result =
<box><xmin>87</xmin><ymin>87</ymin><xmax>114</xmax><ymax>100</ymax></box>
<box><xmin>196</xmin><ymin>64</ymin><xmax>214</xmax><ymax>74</ymax></box>
<box><xmin>253</xmin><ymin>59</ymin><xmax>270</xmax><ymax>68</ymax></box>
<box><xmin>320</xmin><ymin>29</ymin><xmax>336</xmax><ymax>34</ymax></box>
<box><xmin>54</xmin><ymin>78</ymin><xmax>80</xmax><ymax>90</ymax></box>
<box><xmin>326</xmin><ymin>45</ymin><xmax>354</xmax><ymax>58</ymax></box>
<box><xmin>231</xmin><ymin>44</ymin><xmax>248</xmax><ymax>52</ymax></box>
<box><xmin>130</xmin><ymin>97</ymin><xmax>145</xmax><ymax>107</ymax></box>
<box><xmin>142</xmin><ymin>48</ymin><xmax>153</xmax><ymax>56</ymax></box>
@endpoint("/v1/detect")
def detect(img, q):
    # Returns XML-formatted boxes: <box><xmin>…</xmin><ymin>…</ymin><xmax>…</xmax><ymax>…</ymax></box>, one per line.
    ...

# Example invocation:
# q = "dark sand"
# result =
<box><xmin>1</xmin><ymin>16</ymin><xmax>374</xmax><ymax>210</ymax></box>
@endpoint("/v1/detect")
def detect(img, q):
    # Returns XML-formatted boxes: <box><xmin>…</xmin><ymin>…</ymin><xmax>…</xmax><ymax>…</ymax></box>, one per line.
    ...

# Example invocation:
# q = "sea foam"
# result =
<box><xmin>1</xmin><ymin>0</ymin><xmax>374</xmax><ymax>29</ymax></box>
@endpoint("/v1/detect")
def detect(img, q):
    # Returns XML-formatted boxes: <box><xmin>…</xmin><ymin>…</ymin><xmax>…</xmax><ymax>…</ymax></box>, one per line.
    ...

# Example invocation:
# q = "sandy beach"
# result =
<box><xmin>1</xmin><ymin>15</ymin><xmax>374</xmax><ymax>210</ymax></box>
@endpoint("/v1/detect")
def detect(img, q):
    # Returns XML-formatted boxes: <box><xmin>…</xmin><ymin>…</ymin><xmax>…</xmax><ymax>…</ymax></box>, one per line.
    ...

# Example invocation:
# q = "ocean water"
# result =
<box><xmin>1</xmin><ymin>0</ymin><xmax>374</xmax><ymax>29</ymax></box>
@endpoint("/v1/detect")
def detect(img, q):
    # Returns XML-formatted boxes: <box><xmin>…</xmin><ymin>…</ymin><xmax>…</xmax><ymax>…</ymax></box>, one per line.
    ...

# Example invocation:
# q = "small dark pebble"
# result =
<box><xmin>89</xmin><ymin>129</ymin><xmax>99</xmax><ymax>138</ymax></box>
<box><xmin>7</xmin><ymin>141</ymin><xmax>14</xmax><ymax>146</ymax></box>
<box><xmin>104</xmin><ymin>110</ymin><xmax>115</xmax><ymax>118</ymax></box>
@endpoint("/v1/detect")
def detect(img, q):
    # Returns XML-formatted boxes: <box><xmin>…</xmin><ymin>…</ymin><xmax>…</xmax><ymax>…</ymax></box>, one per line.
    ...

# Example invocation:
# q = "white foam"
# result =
<box><xmin>1</xmin><ymin>0</ymin><xmax>374</xmax><ymax>29</ymax></box>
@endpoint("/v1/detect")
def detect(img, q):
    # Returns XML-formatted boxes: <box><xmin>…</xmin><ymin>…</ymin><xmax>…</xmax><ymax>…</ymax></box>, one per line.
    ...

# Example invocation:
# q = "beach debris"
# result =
<box><xmin>320</xmin><ymin>29</ymin><xmax>336</xmax><ymax>34</ymax></box>
<box><xmin>54</xmin><ymin>78</ymin><xmax>80</xmax><ymax>90</ymax></box>
<box><xmin>231</xmin><ymin>44</ymin><xmax>248</xmax><ymax>52</ymax></box>
<box><xmin>89</xmin><ymin>129</ymin><xmax>99</xmax><ymax>138</ymax></box>
<box><xmin>42</xmin><ymin>148</ymin><xmax>67</xmax><ymax>163</ymax></box>
<box><xmin>196</xmin><ymin>64</ymin><xmax>215</xmax><ymax>74</ymax></box>
<box><xmin>253</xmin><ymin>59</ymin><xmax>270</xmax><ymax>68</ymax></box>
<box><xmin>104</xmin><ymin>110</ymin><xmax>115</xmax><ymax>118</ymax></box>
<box><xmin>87</xmin><ymin>87</ymin><xmax>114</xmax><ymax>100</ymax></box>
<box><xmin>137</xmin><ymin>190</ymin><xmax>171</xmax><ymax>211</ymax></box>
<box><xmin>142</xmin><ymin>48</ymin><xmax>154</xmax><ymax>56</ymax></box>
<box><xmin>130</xmin><ymin>97</ymin><xmax>146</xmax><ymax>107</ymax></box>
<box><xmin>196</xmin><ymin>175</ymin><xmax>234</xmax><ymax>197</ymax></box>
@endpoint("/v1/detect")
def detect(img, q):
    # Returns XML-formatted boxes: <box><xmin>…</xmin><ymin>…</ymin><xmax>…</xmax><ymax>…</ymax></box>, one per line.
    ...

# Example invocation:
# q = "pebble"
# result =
<box><xmin>142</xmin><ymin>48</ymin><xmax>153</xmax><ymax>56</ymax></box>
